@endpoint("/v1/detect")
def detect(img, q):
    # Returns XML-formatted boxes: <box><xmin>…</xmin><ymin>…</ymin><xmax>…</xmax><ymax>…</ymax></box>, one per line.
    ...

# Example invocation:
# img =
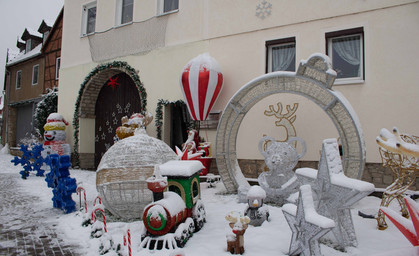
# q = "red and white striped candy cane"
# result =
<box><xmin>93</xmin><ymin>195</ymin><xmax>102</xmax><ymax>206</ymax></box>
<box><xmin>123</xmin><ymin>229</ymin><xmax>131</xmax><ymax>256</ymax></box>
<box><xmin>76</xmin><ymin>186</ymin><xmax>87</xmax><ymax>213</ymax></box>
<box><xmin>93</xmin><ymin>208</ymin><xmax>107</xmax><ymax>233</ymax></box>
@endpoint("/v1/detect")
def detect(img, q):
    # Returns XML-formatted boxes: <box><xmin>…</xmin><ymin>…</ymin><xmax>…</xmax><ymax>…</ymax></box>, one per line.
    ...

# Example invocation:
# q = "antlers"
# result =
<box><xmin>264</xmin><ymin>103</ymin><xmax>298</xmax><ymax>123</ymax></box>
<box><xmin>376</xmin><ymin>127</ymin><xmax>419</xmax><ymax>158</ymax></box>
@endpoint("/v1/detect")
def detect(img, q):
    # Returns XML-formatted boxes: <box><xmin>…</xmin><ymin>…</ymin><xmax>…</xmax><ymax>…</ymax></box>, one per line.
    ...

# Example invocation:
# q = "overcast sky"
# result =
<box><xmin>0</xmin><ymin>0</ymin><xmax>64</xmax><ymax>92</ymax></box>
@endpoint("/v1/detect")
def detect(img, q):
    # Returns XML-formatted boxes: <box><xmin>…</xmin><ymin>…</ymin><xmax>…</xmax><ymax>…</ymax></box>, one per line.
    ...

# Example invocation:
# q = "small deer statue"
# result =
<box><xmin>225</xmin><ymin>211</ymin><xmax>251</xmax><ymax>255</ymax></box>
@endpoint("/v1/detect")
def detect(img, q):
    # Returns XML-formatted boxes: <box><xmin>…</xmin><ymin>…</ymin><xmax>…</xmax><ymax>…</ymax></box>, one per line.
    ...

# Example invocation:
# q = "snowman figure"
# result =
<box><xmin>244</xmin><ymin>185</ymin><xmax>269</xmax><ymax>226</ymax></box>
<box><xmin>42</xmin><ymin>113</ymin><xmax>71</xmax><ymax>156</ymax></box>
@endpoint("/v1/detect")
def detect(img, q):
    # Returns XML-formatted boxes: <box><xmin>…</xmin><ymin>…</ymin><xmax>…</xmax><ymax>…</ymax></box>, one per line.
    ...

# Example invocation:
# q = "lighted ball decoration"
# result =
<box><xmin>96</xmin><ymin>115</ymin><xmax>177</xmax><ymax>220</ymax></box>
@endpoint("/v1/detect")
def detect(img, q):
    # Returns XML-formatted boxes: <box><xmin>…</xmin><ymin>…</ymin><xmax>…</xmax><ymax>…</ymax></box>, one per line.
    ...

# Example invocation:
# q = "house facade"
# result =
<box><xmin>2</xmin><ymin>9</ymin><xmax>63</xmax><ymax>148</ymax></box>
<box><xmin>59</xmin><ymin>0</ymin><xmax>419</xmax><ymax>188</ymax></box>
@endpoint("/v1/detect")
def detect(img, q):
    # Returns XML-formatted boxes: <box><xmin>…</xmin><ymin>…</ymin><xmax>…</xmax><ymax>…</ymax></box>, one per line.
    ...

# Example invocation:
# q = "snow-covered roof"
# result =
<box><xmin>24</xmin><ymin>28</ymin><xmax>42</xmax><ymax>38</ymax></box>
<box><xmin>7</xmin><ymin>44</ymin><xmax>42</xmax><ymax>66</ymax></box>
<box><xmin>159</xmin><ymin>160</ymin><xmax>204</xmax><ymax>177</ymax></box>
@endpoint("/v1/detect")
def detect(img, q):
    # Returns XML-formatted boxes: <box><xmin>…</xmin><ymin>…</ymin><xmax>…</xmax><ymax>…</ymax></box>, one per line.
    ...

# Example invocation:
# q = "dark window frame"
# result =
<box><xmin>265</xmin><ymin>37</ymin><xmax>296</xmax><ymax>73</ymax></box>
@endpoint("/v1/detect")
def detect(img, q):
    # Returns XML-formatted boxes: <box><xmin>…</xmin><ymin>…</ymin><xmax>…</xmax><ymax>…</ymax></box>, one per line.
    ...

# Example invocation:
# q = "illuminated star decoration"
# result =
<box><xmin>282</xmin><ymin>185</ymin><xmax>335</xmax><ymax>256</ymax></box>
<box><xmin>296</xmin><ymin>138</ymin><xmax>375</xmax><ymax>249</ymax></box>
<box><xmin>107</xmin><ymin>77</ymin><xmax>120</xmax><ymax>90</ymax></box>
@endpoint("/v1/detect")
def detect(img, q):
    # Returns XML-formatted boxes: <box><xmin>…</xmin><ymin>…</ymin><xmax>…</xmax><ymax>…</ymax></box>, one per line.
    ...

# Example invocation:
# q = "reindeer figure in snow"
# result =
<box><xmin>225</xmin><ymin>211</ymin><xmax>250</xmax><ymax>255</ymax></box>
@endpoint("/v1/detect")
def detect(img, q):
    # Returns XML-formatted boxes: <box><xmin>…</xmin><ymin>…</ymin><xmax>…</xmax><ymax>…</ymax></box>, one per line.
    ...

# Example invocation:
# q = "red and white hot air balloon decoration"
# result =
<box><xmin>180</xmin><ymin>53</ymin><xmax>224</xmax><ymax>121</ymax></box>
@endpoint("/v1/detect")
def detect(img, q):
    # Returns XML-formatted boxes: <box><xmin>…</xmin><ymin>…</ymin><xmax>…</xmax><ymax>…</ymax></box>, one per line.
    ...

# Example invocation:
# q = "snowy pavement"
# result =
<box><xmin>0</xmin><ymin>151</ymin><xmax>417</xmax><ymax>256</ymax></box>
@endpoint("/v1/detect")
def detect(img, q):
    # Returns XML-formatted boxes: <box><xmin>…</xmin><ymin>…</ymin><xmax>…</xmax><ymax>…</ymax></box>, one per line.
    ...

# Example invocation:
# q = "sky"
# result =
<box><xmin>0</xmin><ymin>0</ymin><xmax>64</xmax><ymax>93</ymax></box>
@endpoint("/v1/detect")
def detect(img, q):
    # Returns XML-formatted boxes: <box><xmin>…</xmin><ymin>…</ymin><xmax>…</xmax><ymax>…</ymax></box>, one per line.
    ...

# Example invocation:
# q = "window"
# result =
<box><xmin>158</xmin><ymin>0</ymin><xmax>179</xmax><ymax>15</ymax></box>
<box><xmin>266</xmin><ymin>37</ymin><xmax>296</xmax><ymax>73</ymax></box>
<box><xmin>82</xmin><ymin>2</ymin><xmax>97</xmax><ymax>35</ymax></box>
<box><xmin>32</xmin><ymin>65</ymin><xmax>39</xmax><ymax>85</ymax></box>
<box><xmin>118</xmin><ymin>0</ymin><xmax>133</xmax><ymax>25</ymax></box>
<box><xmin>25</xmin><ymin>39</ymin><xmax>32</xmax><ymax>53</ymax></box>
<box><xmin>16</xmin><ymin>70</ymin><xmax>22</xmax><ymax>89</ymax></box>
<box><xmin>326</xmin><ymin>27</ymin><xmax>364</xmax><ymax>83</ymax></box>
<box><xmin>56</xmin><ymin>57</ymin><xmax>61</xmax><ymax>80</ymax></box>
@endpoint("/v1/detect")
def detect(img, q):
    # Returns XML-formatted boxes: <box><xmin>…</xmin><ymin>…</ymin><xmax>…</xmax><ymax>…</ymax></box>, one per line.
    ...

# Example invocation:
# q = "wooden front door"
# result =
<box><xmin>95</xmin><ymin>72</ymin><xmax>142</xmax><ymax>168</ymax></box>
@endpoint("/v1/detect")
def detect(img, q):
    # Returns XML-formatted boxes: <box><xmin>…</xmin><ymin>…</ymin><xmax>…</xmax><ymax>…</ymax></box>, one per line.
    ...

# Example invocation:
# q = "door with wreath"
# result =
<box><xmin>94</xmin><ymin>72</ymin><xmax>142</xmax><ymax>168</ymax></box>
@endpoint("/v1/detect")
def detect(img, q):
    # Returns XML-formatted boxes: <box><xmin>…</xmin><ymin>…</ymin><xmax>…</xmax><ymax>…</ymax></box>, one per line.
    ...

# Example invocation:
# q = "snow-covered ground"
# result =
<box><xmin>0</xmin><ymin>151</ymin><xmax>417</xmax><ymax>256</ymax></box>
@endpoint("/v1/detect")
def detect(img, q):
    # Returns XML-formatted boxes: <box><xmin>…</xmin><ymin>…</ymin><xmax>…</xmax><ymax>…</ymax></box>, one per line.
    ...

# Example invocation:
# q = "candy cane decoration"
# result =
<box><xmin>124</xmin><ymin>229</ymin><xmax>131</xmax><ymax>256</ymax></box>
<box><xmin>76</xmin><ymin>186</ymin><xmax>87</xmax><ymax>213</ymax></box>
<box><xmin>92</xmin><ymin>208</ymin><xmax>107</xmax><ymax>233</ymax></box>
<box><xmin>93</xmin><ymin>195</ymin><xmax>102</xmax><ymax>206</ymax></box>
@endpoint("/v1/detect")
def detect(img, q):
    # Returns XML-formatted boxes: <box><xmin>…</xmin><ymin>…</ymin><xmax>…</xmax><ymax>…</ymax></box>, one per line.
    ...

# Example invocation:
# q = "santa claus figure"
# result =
<box><xmin>42</xmin><ymin>113</ymin><xmax>71</xmax><ymax>156</ymax></box>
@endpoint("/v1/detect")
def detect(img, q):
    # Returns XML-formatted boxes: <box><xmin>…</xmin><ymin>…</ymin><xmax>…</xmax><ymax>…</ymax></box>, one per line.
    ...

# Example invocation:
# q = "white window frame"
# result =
<box><xmin>25</xmin><ymin>38</ymin><xmax>32</xmax><ymax>53</ymax></box>
<box><xmin>55</xmin><ymin>57</ymin><xmax>61</xmax><ymax>80</ymax></box>
<box><xmin>16</xmin><ymin>70</ymin><xmax>22</xmax><ymax>89</ymax></box>
<box><xmin>81</xmin><ymin>1</ymin><xmax>97</xmax><ymax>36</ymax></box>
<box><xmin>32</xmin><ymin>64</ymin><xmax>39</xmax><ymax>85</ymax></box>
<box><xmin>266</xmin><ymin>37</ymin><xmax>296</xmax><ymax>73</ymax></box>
<box><xmin>116</xmin><ymin>0</ymin><xmax>133</xmax><ymax>26</ymax></box>
<box><xmin>326</xmin><ymin>28</ymin><xmax>364</xmax><ymax>85</ymax></box>
<box><xmin>157</xmin><ymin>0</ymin><xmax>179</xmax><ymax>16</ymax></box>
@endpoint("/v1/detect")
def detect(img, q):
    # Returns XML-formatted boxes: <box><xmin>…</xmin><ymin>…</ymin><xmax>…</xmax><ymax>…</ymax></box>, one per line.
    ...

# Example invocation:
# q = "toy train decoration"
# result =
<box><xmin>140</xmin><ymin>160</ymin><xmax>206</xmax><ymax>250</ymax></box>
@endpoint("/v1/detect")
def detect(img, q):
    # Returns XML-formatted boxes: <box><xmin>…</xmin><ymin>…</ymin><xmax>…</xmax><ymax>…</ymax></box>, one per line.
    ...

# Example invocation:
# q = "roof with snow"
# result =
<box><xmin>7</xmin><ymin>44</ymin><xmax>42</xmax><ymax>66</ymax></box>
<box><xmin>159</xmin><ymin>160</ymin><xmax>204</xmax><ymax>177</ymax></box>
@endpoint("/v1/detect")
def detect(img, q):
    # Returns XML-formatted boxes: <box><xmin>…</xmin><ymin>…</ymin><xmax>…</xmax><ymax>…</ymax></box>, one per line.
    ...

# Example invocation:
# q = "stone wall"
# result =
<box><xmin>209</xmin><ymin>159</ymin><xmax>419</xmax><ymax>190</ymax></box>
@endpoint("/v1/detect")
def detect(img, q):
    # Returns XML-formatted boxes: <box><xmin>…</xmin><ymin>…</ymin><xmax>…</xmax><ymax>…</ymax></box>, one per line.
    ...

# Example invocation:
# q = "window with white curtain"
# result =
<box><xmin>158</xmin><ymin>0</ymin><xmax>179</xmax><ymax>15</ymax></box>
<box><xmin>32</xmin><ymin>64</ymin><xmax>39</xmax><ymax>85</ymax></box>
<box><xmin>266</xmin><ymin>37</ymin><xmax>296</xmax><ymax>73</ymax></box>
<box><xmin>326</xmin><ymin>27</ymin><xmax>364</xmax><ymax>83</ymax></box>
<box><xmin>116</xmin><ymin>0</ymin><xmax>133</xmax><ymax>26</ymax></box>
<box><xmin>81</xmin><ymin>2</ymin><xmax>97</xmax><ymax>36</ymax></box>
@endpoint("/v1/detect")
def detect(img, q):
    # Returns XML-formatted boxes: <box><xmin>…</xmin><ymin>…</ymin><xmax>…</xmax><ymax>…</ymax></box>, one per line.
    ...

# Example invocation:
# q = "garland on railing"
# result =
<box><xmin>155</xmin><ymin>99</ymin><xmax>186</xmax><ymax>139</ymax></box>
<box><xmin>72</xmin><ymin>61</ymin><xmax>147</xmax><ymax>167</ymax></box>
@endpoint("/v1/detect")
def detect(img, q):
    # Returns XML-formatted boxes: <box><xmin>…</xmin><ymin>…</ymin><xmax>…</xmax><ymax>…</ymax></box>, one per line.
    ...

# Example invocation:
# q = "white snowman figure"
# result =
<box><xmin>42</xmin><ymin>113</ymin><xmax>71</xmax><ymax>156</ymax></box>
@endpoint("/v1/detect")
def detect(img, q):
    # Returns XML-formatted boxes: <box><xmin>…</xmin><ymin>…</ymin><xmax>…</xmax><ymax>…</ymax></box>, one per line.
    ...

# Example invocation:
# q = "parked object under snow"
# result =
<box><xmin>257</xmin><ymin>135</ymin><xmax>306</xmax><ymax>205</ymax></box>
<box><xmin>141</xmin><ymin>161</ymin><xmax>206</xmax><ymax>250</ymax></box>
<box><xmin>296</xmin><ymin>138</ymin><xmax>375</xmax><ymax>249</ymax></box>
<box><xmin>96</xmin><ymin>118</ymin><xmax>177</xmax><ymax>220</ymax></box>
<box><xmin>282</xmin><ymin>185</ymin><xmax>335</xmax><ymax>256</ymax></box>
<box><xmin>244</xmin><ymin>185</ymin><xmax>269</xmax><ymax>226</ymax></box>
<box><xmin>375</xmin><ymin>127</ymin><xmax>419</xmax><ymax>230</ymax></box>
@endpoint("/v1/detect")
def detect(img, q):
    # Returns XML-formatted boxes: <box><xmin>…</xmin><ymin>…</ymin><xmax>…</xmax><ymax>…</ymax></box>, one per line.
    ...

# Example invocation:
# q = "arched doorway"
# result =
<box><xmin>94</xmin><ymin>72</ymin><xmax>142</xmax><ymax>167</ymax></box>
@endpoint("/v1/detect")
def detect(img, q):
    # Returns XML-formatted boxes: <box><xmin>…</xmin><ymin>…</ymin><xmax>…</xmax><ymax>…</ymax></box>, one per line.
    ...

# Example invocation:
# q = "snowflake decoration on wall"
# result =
<box><xmin>256</xmin><ymin>0</ymin><xmax>272</xmax><ymax>20</ymax></box>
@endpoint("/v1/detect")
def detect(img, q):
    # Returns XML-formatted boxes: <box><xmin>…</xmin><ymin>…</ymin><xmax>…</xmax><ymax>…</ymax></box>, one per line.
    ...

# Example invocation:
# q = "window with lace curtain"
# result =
<box><xmin>266</xmin><ymin>37</ymin><xmax>296</xmax><ymax>73</ymax></box>
<box><xmin>326</xmin><ymin>27</ymin><xmax>364</xmax><ymax>83</ymax></box>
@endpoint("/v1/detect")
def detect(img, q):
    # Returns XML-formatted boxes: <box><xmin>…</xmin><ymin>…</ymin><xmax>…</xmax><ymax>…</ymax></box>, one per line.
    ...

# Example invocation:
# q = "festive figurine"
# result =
<box><xmin>116</xmin><ymin>112</ymin><xmax>154</xmax><ymax>140</ymax></box>
<box><xmin>182</xmin><ymin>129</ymin><xmax>199</xmax><ymax>153</ymax></box>
<box><xmin>42</xmin><ymin>113</ymin><xmax>71</xmax><ymax>156</ymax></box>
<box><xmin>257</xmin><ymin>136</ymin><xmax>306</xmax><ymax>204</ymax></box>
<box><xmin>45</xmin><ymin>154</ymin><xmax>77</xmax><ymax>213</ymax></box>
<box><xmin>11</xmin><ymin>143</ymin><xmax>45</xmax><ymax>179</ymax></box>
<box><xmin>225</xmin><ymin>211</ymin><xmax>250</xmax><ymax>254</ymax></box>
<box><xmin>244</xmin><ymin>185</ymin><xmax>269</xmax><ymax>226</ymax></box>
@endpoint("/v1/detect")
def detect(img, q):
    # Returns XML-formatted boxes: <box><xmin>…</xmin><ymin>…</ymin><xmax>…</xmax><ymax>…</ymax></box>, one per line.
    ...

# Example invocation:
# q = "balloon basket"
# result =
<box><xmin>198</xmin><ymin>157</ymin><xmax>212</xmax><ymax>176</ymax></box>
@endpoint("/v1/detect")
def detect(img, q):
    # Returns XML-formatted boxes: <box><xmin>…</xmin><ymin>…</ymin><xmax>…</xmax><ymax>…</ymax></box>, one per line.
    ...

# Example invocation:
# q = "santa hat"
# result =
<box><xmin>44</xmin><ymin>113</ymin><xmax>69</xmax><ymax>131</ymax></box>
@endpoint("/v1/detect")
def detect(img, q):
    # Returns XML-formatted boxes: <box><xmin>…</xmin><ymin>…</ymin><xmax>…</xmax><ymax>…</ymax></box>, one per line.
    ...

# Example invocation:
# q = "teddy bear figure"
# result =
<box><xmin>257</xmin><ymin>136</ymin><xmax>306</xmax><ymax>204</ymax></box>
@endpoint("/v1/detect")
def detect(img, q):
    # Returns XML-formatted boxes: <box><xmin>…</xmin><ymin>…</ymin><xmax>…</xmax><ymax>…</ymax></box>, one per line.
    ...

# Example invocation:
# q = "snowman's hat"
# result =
<box><xmin>44</xmin><ymin>113</ymin><xmax>68</xmax><ymax>131</ymax></box>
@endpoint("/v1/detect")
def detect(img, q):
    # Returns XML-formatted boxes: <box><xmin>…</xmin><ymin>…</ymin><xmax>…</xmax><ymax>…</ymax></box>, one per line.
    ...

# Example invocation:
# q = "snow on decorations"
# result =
<box><xmin>244</xmin><ymin>185</ymin><xmax>269</xmax><ymax>226</ymax></box>
<box><xmin>257</xmin><ymin>135</ymin><xmax>306</xmax><ymax>204</ymax></box>
<box><xmin>296</xmin><ymin>138</ymin><xmax>375</xmax><ymax>249</ymax></box>
<box><xmin>45</xmin><ymin>154</ymin><xmax>77</xmax><ymax>214</ymax></box>
<box><xmin>380</xmin><ymin>196</ymin><xmax>419</xmax><ymax>246</ymax></box>
<box><xmin>375</xmin><ymin>127</ymin><xmax>419</xmax><ymax>230</ymax></box>
<box><xmin>42</xmin><ymin>113</ymin><xmax>71</xmax><ymax>156</ymax></box>
<box><xmin>180</xmin><ymin>53</ymin><xmax>224</xmax><ymax>121</ymax></box>
<box><xmin>225</xmin><ymin>211</ymin><xmax>250</xmax><ymax>254</ymax></box>
<box><xmin>141</xmin><ymin>161</ymin><xmax>206</xmax><ymax>250</ymax></box>
<box><xmin>11</xmin><ymin>143</ymin><xmax>45</xmax><ymax>179</ymax></box>
<box><xmin>96</xmin><ymin>113</ymin><xmax>177</xmax><ymax>220</ymax></box>
<box><xmin>282</xmin><ymin>185</ymin><xmax>335</xmax><ymax>256</ymax></box>
<box><xmin>116</xmin><ymin>112</ymin><xmax>153</xmax><ymax>140</ymax></box>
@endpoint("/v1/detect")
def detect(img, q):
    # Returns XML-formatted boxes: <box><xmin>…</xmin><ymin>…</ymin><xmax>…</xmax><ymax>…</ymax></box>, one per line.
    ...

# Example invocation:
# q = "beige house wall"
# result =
<box><xmin>59</xmin><ymin>0</ymin><xmax>419</xmax><ymax>165</ymax></box>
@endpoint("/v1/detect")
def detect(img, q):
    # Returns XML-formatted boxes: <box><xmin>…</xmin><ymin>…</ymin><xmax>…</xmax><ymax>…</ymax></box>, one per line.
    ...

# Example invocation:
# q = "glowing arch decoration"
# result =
<box><xmin>215</xmin><ymin>53</ymin><xmax>365</xmax><ymax>194</ymax></box>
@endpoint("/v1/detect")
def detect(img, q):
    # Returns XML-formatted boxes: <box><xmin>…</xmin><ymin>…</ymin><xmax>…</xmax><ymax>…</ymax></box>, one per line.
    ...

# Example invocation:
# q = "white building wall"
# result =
<box><xmin>59</xmin><ymin>0</ymin><xmax>419</xmax><ymax>163</ymax></box>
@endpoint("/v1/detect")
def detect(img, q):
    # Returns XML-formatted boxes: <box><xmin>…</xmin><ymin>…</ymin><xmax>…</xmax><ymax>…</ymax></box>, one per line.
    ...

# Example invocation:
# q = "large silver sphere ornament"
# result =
<box><xmin>96</xmin><ymin>128</ymin><xmax>177</xmax><ymax>220</ymax></box>
<box><xmin>215</xmin><ymin>53</ymin><xmax>365</xmax><ymax>195</ymax></box>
